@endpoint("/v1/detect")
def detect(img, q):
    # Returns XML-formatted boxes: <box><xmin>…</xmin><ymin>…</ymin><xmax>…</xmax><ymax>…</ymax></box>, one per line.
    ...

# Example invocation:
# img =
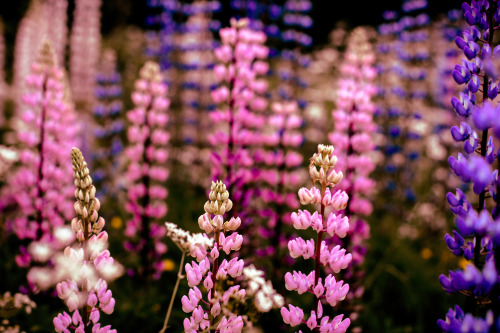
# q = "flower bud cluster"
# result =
<box><xmin>0</xmin><ymin>40</ymin><xmax>77</xmax><ymax>273</ymax></box>
<box><xmin>124</xmin><ymin>61</ymin><xmax>170</xmax><ymax>279</ymax></box>
<box><xmin>438</xmin><ymin>1</ymin><xmax>500</xmax><ymax>331</ymax></box>
<box><xmin>53</xmin><ymin>148</ymin><xmax>120</xmax><ymax>333</ymax></box>
<box><xmin>181</xmin><ymin>180</ymin><xmax>247</xmax><ymax>332</ymax></box>
<box><xmin>281</xmin><ymin>144</ymin><xmax>351</xmax><ymax>332</ymax></box>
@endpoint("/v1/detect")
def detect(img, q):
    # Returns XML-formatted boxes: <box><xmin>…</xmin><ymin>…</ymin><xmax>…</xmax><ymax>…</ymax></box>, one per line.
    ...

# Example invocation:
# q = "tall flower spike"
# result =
<box><xmin>209</xmin><ymin>18</ymin><xmax>269</xmax><ymax>222</ymax></box>
<box><xmin>53</xmin><ymin>147</ymin><xmax>120</xmax><ymax>333</ymax></box>
<box><xmin>0</xmin><ymin>40</ymin><xmax>78</xmax><ymax>283</ymax></box>
<box><xmin>328</xmin><ymin>27</ymin><xmax>376</xmax><ymax>328</ymax></box>
<box><xmin>282</xmin><ymin>144</ymin><xmax>351</xmax><ymax>332</ymax></box>
<box><xmin>438</xmin><ymin>1</ymin><xmax>500</xmax><ymax>331</ymax></box>
<box><xmin>124</xmin><ymin>61</ymin><xmax>170</xmax><ymax>279</ymax></box>
<box><xmin>92</xmin><ymin>49</ymin><xmax>123</xmax><ymax>199</ymax></box>
<box><xmin>182</xmin><ymin>180</ymin><xmax>245</xmax><ymax>332</ymax></box>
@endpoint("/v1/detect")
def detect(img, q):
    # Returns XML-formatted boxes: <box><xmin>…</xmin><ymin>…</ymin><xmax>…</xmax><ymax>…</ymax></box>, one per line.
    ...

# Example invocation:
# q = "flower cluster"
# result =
<box><xmin>124</xmin><ymin>61</ymin><xmax>170</xmax><ymax>279</ymax></box>
<box><xmin>0</xmin><ymin>40</ymin><xmax>77</xmax><ymax>273</ymax></box>
<box><xmin>438</xmin><ymin>1</ymin><xmax>500</xmax><ymax>331</ymax></box>
<box><xmin>182</xmin><ymin>180</ymin><xmax>246</xmax><ymax>332</ymax></box>
<box><xmin>53</xmin><ymin>147</ymin><xmax>120</xmax><ymax>333</ymax></box>
<box><xmin>281</xmin><ymin>144</ymin><xmax>351</xmax><ymax>332</ymax></box>
<box><xmin>209</xmin><ymin>18</ymin><xmax>269</xmax><ymax>216</ymax></box>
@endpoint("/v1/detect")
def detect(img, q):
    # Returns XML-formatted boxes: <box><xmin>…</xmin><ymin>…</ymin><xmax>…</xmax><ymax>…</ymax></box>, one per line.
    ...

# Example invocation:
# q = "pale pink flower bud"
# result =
<box><xmin>90</xmin><ymin>308</ymin><xmax>100</xmax><ymax>323</ymax></box>
<box><xmin>226</xmin><ymin>258</ymin><xmax>244</xmax><ymax>277</ymax></box>
<box><xmin>99</xmin><ymin>290</ymin><xmax>112</xmax><ymax>305</ymax></box>
<box><xmin>212</xmin><ymin>215</ymin><xmax>224</xmax><ymax>230</ymax></box>
<box><xmin>185</xmin><ymin>262</ymin><xmax>203</xmax><ymax>287</ymax></box>
<box><xmin>181</xmin><ymin>293</ymin><xmax>198</xmax><ymax>313</ymax></box>
<box><xmin>331</xmin><ymin>190</ymin><xmax>349</xmax><ymax>211</ymax></box>
<box><xmin>281</xmin><ymin>304</ymin><xmax>304</xmax><ymax>327</ymax></box>
<box><xmin>198</xmin><ymin>214</ymin><xmax>213</xmax><ymax>234</ymax></box>
<box><xmin>224</xmin><ymin>217</ymin><xmax>241</xmax><ymax>231</ymax></box>
<box><xmin>307</xmin><ymin>311</ymin><xmax>318</xmax><ymax>330</ymax></box>
<box><xmin>298</xmin><ymin>188</ymin><xmax>313</xmax><ymax>205</ymax></box>
<box><xmin>54</xmin><ymin>312</ymin><xmax>71</xmax><ymax>332</ymax></box>
<box><xmin>291</xmin><ymin>210</ymin><xmax>310</xmax><ymax>230</ymax></box>
<box><xmin>67</xmin><ymin>293</ymin><xmax>79</xmax><ymax>312</ymax></box>
<box><xmin>72</xmin><ymin>310</ymin><xmax>82</xmax><ymax>326</ymax></box>
<box><xmin>210</xmin><ymin>246</ymin><xmax>219</xmax><ymax>260</ymax></box>
<box><xmin>88</xmin><ymin>293</ymin><xmax>98</xmax><ymax>307</ymax></box>
<box><xmin>211</xmin><ymin>301</ymin><xmax>221</xmax><ymax>317</ymax></box>
<box><xmin>326</xmin><ymin>213</ymin><xmax>350</xmax><ymax>238</ymax></box>
<box><xmin>313</xmin><ymin>278</ymin><xmax>325</xmax><ymax>298</ymax></box>
<box><xmin>204</xmin><ymin>273</ymin><xmax>214</xmax><ymax>290</ymax></box>
<box><xmin>288</xmin><ymin>237</ymin><xmax>315</xmax><ymax>259</ymax></box>
<box><xmin>284</xmin><ymin>271</ymin><xmax>309</xmax><ymax>294</ymax></box>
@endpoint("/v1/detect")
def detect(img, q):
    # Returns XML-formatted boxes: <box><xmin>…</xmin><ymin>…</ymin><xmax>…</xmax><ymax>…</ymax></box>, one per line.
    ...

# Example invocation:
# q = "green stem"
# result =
<box><xmin>159</xmin><ymin>251</ymin><xmax>186</xmax><ymax>333</ymax></box>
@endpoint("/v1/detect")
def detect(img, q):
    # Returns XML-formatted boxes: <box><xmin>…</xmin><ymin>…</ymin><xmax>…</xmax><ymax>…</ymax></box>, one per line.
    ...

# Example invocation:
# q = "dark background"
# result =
<box><xmin>1</xmin><ymin>0</ymin><xmax>465</xmax><ymax>47</ymax></box>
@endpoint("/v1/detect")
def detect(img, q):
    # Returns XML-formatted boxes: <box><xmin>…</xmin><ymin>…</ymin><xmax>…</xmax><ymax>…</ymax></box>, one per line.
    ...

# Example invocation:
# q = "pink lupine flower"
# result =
<box><xmin>209</xmin><ymin>18</ymin><xmax>270</xmax><ymax>226</ymax></box>
<box><xmin>124</xmin><ymin>62</ymin><xmax>170</xmax><ymax>279</ymax></box>
<box><xmin>52</xmin><ymin>148</ymin><xmax>121</xmax><ymax>333</ymax></box>
<box><xmin>328</xmin><ymin>27</ymin><xmax>377</xmax><ymax>325</ymax></box>
<box><xmin>281</xmin><ymin>145</ymin><xmax>351</xmax><ymax>332</ymax></box>
<box><xmin>181</xmin><ymin>180</ymin><xmax>247</xmax><ymax>331</ymax></box>
<box><xmin>1</xmin><ymin>41</ymin><xmax>77</xmax><ymax>279</ymax></box>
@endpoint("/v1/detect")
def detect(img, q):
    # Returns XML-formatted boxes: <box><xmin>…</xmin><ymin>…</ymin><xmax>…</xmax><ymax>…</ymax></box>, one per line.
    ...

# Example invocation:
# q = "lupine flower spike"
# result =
<box><xmin>438</xmin><ymin>0</ymin><xmax>500</xmax><ymax>331</ymax></box>
<box><xmin>181</xmin><ymin>180</ymin><xmax>246</xmax><ymax>332</ymax></box>
<box><xmin>0</xmin><ymin>40</ymin><xmax>77</xmax><ymax>283</ymax></box>
<box><xmin>124</xmin><ymin>61</ymin><xmax>170</xmax><ymax>279</ymax></box>
<box><xmin>281</xmin><ymin>144</ymin><xmax>351</xmax><ymax>332</ymax></box>
<box><xmin>53</xmin><ymin>147</ymin><xmax>120</xmax><ymax>333</ymax></box>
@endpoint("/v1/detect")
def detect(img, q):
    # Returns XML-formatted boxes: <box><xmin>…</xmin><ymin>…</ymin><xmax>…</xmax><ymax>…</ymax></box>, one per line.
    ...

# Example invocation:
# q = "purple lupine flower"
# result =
<box><xmin>439</xmin><ymin>0</ymin><xmax>500</xmax><ymax>329</ymax></box>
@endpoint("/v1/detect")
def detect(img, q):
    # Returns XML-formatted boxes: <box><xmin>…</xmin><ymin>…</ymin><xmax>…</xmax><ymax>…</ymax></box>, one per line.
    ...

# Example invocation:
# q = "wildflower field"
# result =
<box><xmin>1</xmin><ymin>0</ymin><xmax>500</xmax><ymax>332</ymax></box>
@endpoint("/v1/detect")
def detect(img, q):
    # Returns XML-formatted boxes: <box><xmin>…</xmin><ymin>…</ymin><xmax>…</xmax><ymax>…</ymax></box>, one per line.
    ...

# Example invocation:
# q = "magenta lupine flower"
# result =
<box><xmin>124</xmin><ymin>61</ymin><xmax>170</xmax><ymax>279</ymax></box>
<box><xmin>0</xmin><ymin>41</ymin><xmax>78</xmax><ymax>273</ymax></box>
<box><xmin>328</xmin><ymin>27</ymin><xmax>376</xmax><ymax>322</ymax></box>
<box><xmin>70</xmin><ymin>0</ymin><xmax>101</xmax><ymax>110</ymax></box>
<box><xmin>209</xmin><ymin>18</ymin><xmax>269</xmax><ymax>215</ymax></box>
<box><xmin>281</xmin><ymin>144</ymin><xmax>351</xmax><ymax>332</ymax></box>
<box><xmin>253</xmin><ymin>100</ymin><xmax>304</xmax><ymax>262</ymax></box>
<box><xmin>53</xmin><ymin>148</ymin><xmax>120</xmax><ymax>333</ymax></box>
<box><xmin>181</xmin><ymin>180</ymin><xmax>246</xmax><ymax>332</ymax></box>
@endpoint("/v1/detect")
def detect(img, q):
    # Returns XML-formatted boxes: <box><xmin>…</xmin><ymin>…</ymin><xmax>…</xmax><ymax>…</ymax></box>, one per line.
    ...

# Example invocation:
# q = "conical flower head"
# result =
<box><xmin>204</xmin><ymin>180</ymin><xmax>233</xmax><ymax>215</ymax></box>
